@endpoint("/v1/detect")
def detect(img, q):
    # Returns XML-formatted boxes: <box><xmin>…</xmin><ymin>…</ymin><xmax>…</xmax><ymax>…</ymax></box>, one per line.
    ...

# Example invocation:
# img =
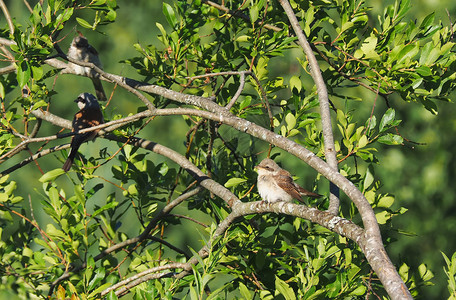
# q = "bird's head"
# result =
<box><xmin>75</xmin><ymin>93</ymin><xmax>99</xmax><ymax>110</ymax></box>
<box><xmin>255</xmin><ymin>158</ymin><xmax>280</xmax><ymax>175</ymax></box>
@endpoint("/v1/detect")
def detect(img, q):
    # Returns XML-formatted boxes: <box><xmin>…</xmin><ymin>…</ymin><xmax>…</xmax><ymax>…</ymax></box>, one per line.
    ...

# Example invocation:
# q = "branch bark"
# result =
<box><xmin>277</xmin><ymin>0</ymin><xmax>340</xmax><ymax>215</ymax></box>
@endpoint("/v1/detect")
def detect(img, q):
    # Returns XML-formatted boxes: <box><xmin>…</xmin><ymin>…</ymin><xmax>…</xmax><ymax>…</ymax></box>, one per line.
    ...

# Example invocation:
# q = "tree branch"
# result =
<box><xmin>101</xmin><ymin>263</ymin><xmax>188</xmax><ymax>297</ymax></box>
<box><xmin>0</xmin><ymin>0</ymin><xmax>14</xmax><ymax>35</ymax></box>
<box><xmin>277</xmin><ymin>0</ymin><xmax>340</xmax><ymax>215</ymax></box>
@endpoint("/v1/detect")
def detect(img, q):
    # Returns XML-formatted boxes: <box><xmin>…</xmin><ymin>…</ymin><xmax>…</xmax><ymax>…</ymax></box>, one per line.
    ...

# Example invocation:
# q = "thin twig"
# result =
<box><xmin>226</xmin><ymin>71</ymin><xmax>246</xmax><ymax>110</ymax></box>
<box><xmin>22</xmin><ymin>0</ymin><xmax>33</xmax><ymax>14</ymax></box>
<box><xmin>0</xmin><ymin>0</ymin><xmax>14</xmax><ymax>35</ymax></box>
<box><xmin>101</xmin><ymin>263</ymin><xmax>188</xmax><ymax>296</ymax></box>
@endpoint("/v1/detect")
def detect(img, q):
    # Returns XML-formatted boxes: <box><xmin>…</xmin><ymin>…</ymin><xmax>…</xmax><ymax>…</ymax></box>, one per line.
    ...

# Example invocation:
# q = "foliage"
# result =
<box><xmin>0</xmin><ymin>0</ymin><xmax>455</xmax><ymax>299</ymax></box>
<box><xmin>443</xmin><ymin>251</ymin><xmax>456</xmax><ymax>300</ymax></box>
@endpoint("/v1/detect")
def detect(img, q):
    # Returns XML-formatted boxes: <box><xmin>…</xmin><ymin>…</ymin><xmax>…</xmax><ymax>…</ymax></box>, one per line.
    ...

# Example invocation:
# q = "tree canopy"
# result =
<box><xmin>0</xmin><ymin>0</ymin><xmax>456</xmax><ymax>299</ymax></box>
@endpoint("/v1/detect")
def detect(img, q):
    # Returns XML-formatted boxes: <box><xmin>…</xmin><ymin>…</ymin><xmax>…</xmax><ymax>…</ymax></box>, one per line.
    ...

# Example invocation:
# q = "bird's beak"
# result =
<box><xmin>255</xmin><ymin>164</ymin><xmax>264</xmax><ymax>171</ymax></box>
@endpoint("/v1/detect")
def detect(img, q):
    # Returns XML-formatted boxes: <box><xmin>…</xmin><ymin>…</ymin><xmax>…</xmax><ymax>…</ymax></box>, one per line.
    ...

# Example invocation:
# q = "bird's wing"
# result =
<box><xmin>274</xmin><ymin>170</ymin><xmax>303</xmax><ymax>202</ymax></box>
<box><xmin>295</xmin><ymin>185</ymin><xmax>322</xmax><ymax>198</ymax></box>
<box><xmin>275</xmin><ymin>169</ymin><xmax>321</xmax><ymax>199</ymax></box>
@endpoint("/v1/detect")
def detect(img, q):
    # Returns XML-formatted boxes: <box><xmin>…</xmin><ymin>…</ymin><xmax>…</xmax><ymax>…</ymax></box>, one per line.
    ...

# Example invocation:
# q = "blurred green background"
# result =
<box><xmin>2</xmin><ymin>0</ymin><xmax>456</xmax><ymax>298</ymax></box>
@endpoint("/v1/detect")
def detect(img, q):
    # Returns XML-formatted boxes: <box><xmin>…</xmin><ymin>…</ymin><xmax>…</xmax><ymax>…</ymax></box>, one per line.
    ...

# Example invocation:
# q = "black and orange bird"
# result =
<box><xmin>62</xmin><ymin>93</ymin><xmax>104</xmax><ymax>172</ymax></box>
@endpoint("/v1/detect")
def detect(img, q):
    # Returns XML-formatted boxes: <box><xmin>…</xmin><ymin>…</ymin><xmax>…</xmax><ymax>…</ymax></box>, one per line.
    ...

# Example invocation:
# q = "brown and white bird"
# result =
<box><xmin>255</xmin><ymin>158</ymin><xmax>321</xmax><ymax>203</ymax></box>
<box><xmin>67</xmin><ymin>33</ymin><xmax>107</xmax><ymax>101</ymax></box>
<box><xmin>62</xmin><ymin>93</ymin><xmax>104</xmax><ymax>172</ymax></box>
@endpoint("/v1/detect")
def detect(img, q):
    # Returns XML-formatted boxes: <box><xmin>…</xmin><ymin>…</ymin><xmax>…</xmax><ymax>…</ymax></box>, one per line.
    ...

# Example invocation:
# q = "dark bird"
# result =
<box><xmin>255</xmin><ymin>158</ymin><xmax>321</xmax><ymax>203</ymax></box>
<box><xmin>62</xmin><ymin>93</ymin><xmax>104</xmax><ymax>172</ymax></box>
<box><xmin>67</xmin><ymin>33</ymin><xmax>107</xmax><ymax>101</ymax></box>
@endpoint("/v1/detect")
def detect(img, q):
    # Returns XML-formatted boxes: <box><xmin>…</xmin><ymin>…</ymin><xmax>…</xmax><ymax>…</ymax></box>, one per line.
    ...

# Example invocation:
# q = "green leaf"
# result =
<box><xmin>106</xmin><ymin>290</ymin><xmax>118</xmax><ymax>300</ymax></box>
<box><xmin>76</xmin><ymin>17</ymin><xmax>93</xmax><ymax>29</ymax></box>
<box><xmin>350</xmin><ymin>285</ymin><xmax>367</xmax><ymax>296</ymax></box>
<box><xmin>340</xmin><ymin>21</ymin><xmax>354</xmax><ymax>33</ymax></box>
<box><xmin>289</xmin><ymin>75</ymin><xmax>301</xmax><ymax>92</ymax></box>
<box><xmin>88</xmin><ymin>267</ymin><xmax>105</xmax><ymax>291</ymax></box>
<box><xmin>274</xmin><ymin>276</ymin><xmax>296</xmax><ymax>300</ymax></box>
<box><xmin>48</xmin><ymin>186</ymin><xmax>60</xmax><ymax>210</ymax></box>
<box><xmin>31</xmin><ymin>64</ymin><xmax>44</xmax><ymax>80</ymax></box>
<box><xmin>360</xmin><ymin>35</ymin><xmax>380</xmax><ymax>60</ymax></box>
<box><xmin>224</xmin><ymin>177</ymin><xmax>247</xmax><ymax>188</ymax></box>
<box><xmin>418</xmin><ymin>263</ymin><xmax>434</xmax><ymax>281</ymax></box>
<box><xmin>379</xmin><ymin>108</ymin><xmax>395</xmax><ymax>132</ymax></box>
<box><xmin>375</xmin><ymin>211</ymin><xmax>390</xmax><ymax>224</ymax></box>
<box><xmin>17</xmin><ymin>61</ymin><xmax>31</xmax><ymax>88</ymax></box>
<box><xmin>0</xmin><ymin>193</ymin><xmax>8</xmax><ymax>203</ymax></box>
<box><xmin>92</xmin><ymin>202</ymin><xmax>118</xmax><ymax>218</ymax></box>
<box><xmin>398</xmin><ymin>44</ymin><xmax>419</xmax><ymax>63</ymax></box>
<box><xmin>249</xmin><ymin>5</ymin><xmax>259</xmax><ymax>24</ymax></box>
<box><xmin>0</xmin><ymin>81</ymin><xmax>4</xmax><ymax>99</ymax></box>
<box><xmin>420</xmin><ymin>12</ymin><xmax>435</xmax><ymax>29</ymax></box>
<box><xmin>396</xmin><ymin>0</ymin><xmax>411</xmax><ymax>21</ymax></box>
<box><xmin>312</xmin><ymin>257</ymin><xmax>325</xmax><ymax>270</ymax></box>
<box><xmin>162</xmin><ymin>3</ymin><xmax>178</xmax><ymax>28</ymax></box>
<box><xmin>419</xmin><ymin>41</ymin><xmax>440</xmax><ymax>66</ymax></box>
<box><xmin>363</xmin><ymin>166</ymin><xmax>374</xmax><ymax>191</ymax></box>
<box><xmin>4</xmin><ymin>181</ymin><xmax>16</xmax><ymax>195</ymax></box>
<box><xmin>336</xmin><ymin>109</ymin><xmax>347</xmax><ymax>127</ymax></box>
<box><xmin>239</xmin><ymin>282</ymin><xmax>252</xmax><ymax>299</ymax></box>
<box><xmin>288</xmin><ymin>129</ymin><xmax>300</xmax><ymax>137</ymax></box>
<box><xmin>285</xmin><ymin>113</ymin><xmax>296</xmax><ymax>130</ymax></box>
<box><xmin>189</xmin><ymin>284</ymin><xmax>198</xmax><ymax>300</ymax></box>
<box><xmin>39</xmin><ymin>169</ymin><xmax>65</xmax><ymax>182</ymax></box>
<box><xmin>415</xmin><ymin>66</ymin><xmax>432</xmax><ymax>77</ymax></box>
<box><xmin>378</xmin><ymin>133</ymin><xmax>403</xmax><ymax>145</ymax></box>
<box><xmin>399</xmin><ymin>263</ymin><xmax>409</xmax><ymax>281</ymax></box>
<box><xmin>156</xmin><ymin>22</ymin><xmax>169</xmax><ymax>47</ymax></box>
<box><xmin>88</xmin><ymin>283</ymin><xmax>112</xmax><ymax>298</ymax></box>
<box><xmin>358</xmin><ymin>135</ymin><xmax>368</xmax><ymax>148</ymax></box>
<box><xmin>377</xmin><ymin>195</ymin><xmax>394</xmax><ymax>208</ymax></box>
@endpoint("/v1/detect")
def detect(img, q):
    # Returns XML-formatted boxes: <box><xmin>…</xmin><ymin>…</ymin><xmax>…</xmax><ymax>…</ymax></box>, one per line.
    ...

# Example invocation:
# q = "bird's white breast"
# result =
<box><xmin>257</xmin><ymin>174</ymin><xmax>293</xmax><ymax>203</ymax></box>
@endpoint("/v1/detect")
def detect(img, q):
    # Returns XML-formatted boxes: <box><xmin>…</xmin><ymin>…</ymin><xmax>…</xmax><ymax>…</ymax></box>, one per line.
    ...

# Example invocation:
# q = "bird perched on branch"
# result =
<box><xmin>67</xmin><ymin>33</ymin><xmax>107</xmax><ymax>101</ymax></box>
<box><xmin>255</xmin><ymin>158</ymin><xmax>321</xmax><ymax>203</ymax></box>
<box><xmin>62</xmin><ymin>93</ymin><xmax>104</xmax><ymax>172</ymax></box>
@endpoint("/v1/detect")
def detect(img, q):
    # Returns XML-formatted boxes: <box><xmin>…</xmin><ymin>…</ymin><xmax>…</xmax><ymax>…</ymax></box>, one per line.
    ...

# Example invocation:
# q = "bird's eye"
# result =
<box><xmin>78</xmin><ymin>97</ymin><xmax>85</xmax><ymax>103</ymax></box>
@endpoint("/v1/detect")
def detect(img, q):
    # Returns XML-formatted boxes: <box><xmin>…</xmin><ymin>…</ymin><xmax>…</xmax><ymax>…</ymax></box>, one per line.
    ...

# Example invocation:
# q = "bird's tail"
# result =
<box><xmin>62</xmin><ymin>149</ymin><xmax>77</xmax><ymax>172</ymax></box>
<box><xmin>92</xmin><ymin>77</ymin><xmax>107</xmax><ymax>101</ymax></box>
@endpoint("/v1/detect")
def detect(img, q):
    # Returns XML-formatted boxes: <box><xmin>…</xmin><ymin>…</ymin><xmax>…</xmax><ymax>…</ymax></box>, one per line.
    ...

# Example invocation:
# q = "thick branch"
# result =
<box><xmin>278</xmin><ymin>0</ymin><xmax>340</xmax><ymax>215</ymax></box>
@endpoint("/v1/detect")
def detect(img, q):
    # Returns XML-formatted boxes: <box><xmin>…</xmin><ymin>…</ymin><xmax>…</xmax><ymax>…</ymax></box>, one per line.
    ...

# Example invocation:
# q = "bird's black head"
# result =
<box><xmin>74</xmin><ymin>93</ymin><xmax>99</xmax><ymax>109</ymax></box>
<box><xmin>73</xmin><ymin>36</ymin><xmax>89</xmax><ymax>49</ymax></box>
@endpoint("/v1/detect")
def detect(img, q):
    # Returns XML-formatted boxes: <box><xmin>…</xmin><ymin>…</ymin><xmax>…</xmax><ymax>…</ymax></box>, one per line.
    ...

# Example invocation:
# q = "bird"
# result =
<box><xmin>62</xmin><ymin>93</ymin><xmax>104</xmax><ymax>172</ymax></box>
<box><xmin>67</xmin><ymin>33</ymin><xmax>107</xmax><ymax>101</ymax></box>
<box><xmin>255</xmin><ymin>158</ymin><xmax>321</xmax><ymax>203</ymax></box>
